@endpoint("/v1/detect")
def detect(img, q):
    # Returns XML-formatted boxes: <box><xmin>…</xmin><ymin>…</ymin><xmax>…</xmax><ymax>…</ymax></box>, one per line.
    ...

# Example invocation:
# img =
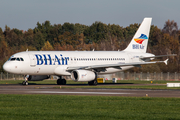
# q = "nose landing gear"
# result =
<box><xmin>22</xmin><ymin>81</ymin><xmax>28</xmax><ymax>85</ymax></box>
<box><xmin>22</xmin><ymin>75</ymin><xmax>28</xmax><ymax>85</ymax></box>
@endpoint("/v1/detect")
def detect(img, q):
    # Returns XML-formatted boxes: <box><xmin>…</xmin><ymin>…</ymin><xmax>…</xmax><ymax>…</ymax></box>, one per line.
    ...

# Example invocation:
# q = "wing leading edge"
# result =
<box><xmin>66</xmin><ymin>59</ymin><xmax>168</xmax><ymax>72</ymax></box>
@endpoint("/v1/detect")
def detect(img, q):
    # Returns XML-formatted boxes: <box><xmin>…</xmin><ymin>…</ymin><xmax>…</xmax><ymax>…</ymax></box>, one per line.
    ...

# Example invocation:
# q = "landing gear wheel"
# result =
<box><xmin>22</xmin><ymin>81</ymin><xmax>25</xmax><ymax>85</ymax></box>
<box><xmin>22</xmin><ymin>81</ymin><xmax>28</xmax><ymax>85</ymax></box>
<box><xmin>88</xmin><ymin>80</ymin><xmax>97</xmax><ymax>85</ymax></box>
<box><xmin>61</xmin><ymin>79</ymin><xmax>66</xmax><ymax>85</ymax></box>
<box><xmin>57</xmin><ymin>79</ymin><xmax>61</xmax><ymax>85</ymax></box>
<box><xmin>26</xmin><ymin>82</ymin><xmax>28</xmax><ymax>85</ymax></box>
<box><xmin>57</xmin><ymin>79</ymin><xmax>66</xmax><ymax>85</ymax></box>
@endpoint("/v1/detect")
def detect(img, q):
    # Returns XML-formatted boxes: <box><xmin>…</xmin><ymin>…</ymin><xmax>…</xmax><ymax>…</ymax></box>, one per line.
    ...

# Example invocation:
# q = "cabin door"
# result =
<box><xmin>28</xmin><ymin>54</ymin><xmax>36</xmax><ymax>67</ymax></box>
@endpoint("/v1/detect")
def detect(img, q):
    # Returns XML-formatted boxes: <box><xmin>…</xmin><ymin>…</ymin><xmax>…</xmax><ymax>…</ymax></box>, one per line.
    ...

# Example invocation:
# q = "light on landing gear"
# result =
<box><xmin>25</xmin><ymin>82</ymin><xmax>28</xmax><ymax>85</ymax></box>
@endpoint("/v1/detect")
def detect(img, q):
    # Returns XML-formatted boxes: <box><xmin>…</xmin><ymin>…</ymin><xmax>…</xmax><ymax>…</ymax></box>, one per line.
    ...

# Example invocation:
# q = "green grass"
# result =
<box><xmin>0</xmin><ymin>94</ymin><xmax>180</xmax><ymax>120</ymax></box>
<box><xmin>0</xmin><ymin>80</ymin><xmax>57</xmax><ymax>85</ymax></box>
<box><xmin>1</xmin><ymin>79</ymin><xmax>180</xmax><ymax>89</ymax></box>
<box><xmin>56</xmin><ymin>85</ymin><xmax>180</xmax><ymax>90</ymax></box>
<box><xmin>1</xmin><ymin>79</ymin><xmax>180</xmax><ymax>85</ymax></box>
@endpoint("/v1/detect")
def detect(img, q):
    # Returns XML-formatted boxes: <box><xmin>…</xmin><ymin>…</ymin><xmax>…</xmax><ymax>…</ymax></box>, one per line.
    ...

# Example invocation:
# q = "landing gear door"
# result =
<box><xmin>28</xmin><ymin>54</ymin><xmax>36</xmax><ymax>67</ymax></box>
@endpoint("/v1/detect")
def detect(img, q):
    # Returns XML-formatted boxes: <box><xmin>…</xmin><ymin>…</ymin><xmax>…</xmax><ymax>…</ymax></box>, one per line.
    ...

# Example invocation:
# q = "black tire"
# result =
<box><xmin>25</xmin><ymin>82</ymin><xmax>28</xmax><ymax>85</ymax></box>
<box><xmin>57</xmin><ymin>79</ymin><xmax>61</xmax><ymax>85</ymax></box>
<box><xmin>93</xmin><ymin>80</ymin><xmax>97</xmax><ymax>85</ymax></box>
<box><xmin>22</xmin><ymin>81</ymin><xmax>28</xmax><ymax>85</ymax></box>
<box><xmin>57</xmin><ymin>79</ymin><xmax>66</xmax><ymax>85</ymax></box>
<box><xmin>62</xmin><ymin>79</ymin><xmax>66</xmax><ymax>85</ymax></box>
<box><xmin>22</xmin><ymin>81</ymin><xmax>26</xmax><ymax>85</ymax></box>
<box><xmin>88</xmin><ymin>80</ymin><xmax>97</xmax><ymax>85</ymax></box>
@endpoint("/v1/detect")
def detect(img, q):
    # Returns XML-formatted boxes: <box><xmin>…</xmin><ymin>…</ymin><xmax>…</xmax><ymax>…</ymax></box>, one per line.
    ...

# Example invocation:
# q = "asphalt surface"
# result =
<box><xmin>0</xmin><ymin>84</ymin><xmax>180</xmax><ymax>97</ymax></box>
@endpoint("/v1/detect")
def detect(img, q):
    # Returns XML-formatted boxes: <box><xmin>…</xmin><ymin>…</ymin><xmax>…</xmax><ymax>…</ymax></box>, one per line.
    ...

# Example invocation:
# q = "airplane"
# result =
<box><xmin>3</xmin><ymin>18</ymin><xmax>174</xmax><ymax>85</ymax></box>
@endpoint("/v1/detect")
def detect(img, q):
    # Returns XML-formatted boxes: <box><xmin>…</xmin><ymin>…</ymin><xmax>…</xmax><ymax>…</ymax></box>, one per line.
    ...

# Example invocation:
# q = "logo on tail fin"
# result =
<box><xmin>134</xmin><ymin>34</ymin><xmax>148</xmax><ymax>44</ymax></box>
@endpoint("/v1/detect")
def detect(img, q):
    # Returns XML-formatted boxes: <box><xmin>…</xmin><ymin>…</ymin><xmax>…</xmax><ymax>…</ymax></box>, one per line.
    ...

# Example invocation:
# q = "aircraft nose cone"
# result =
<box><xmin>3</xmin><ymin>62</ymin><xmax>11</xmax><ymax>72</ymax></box>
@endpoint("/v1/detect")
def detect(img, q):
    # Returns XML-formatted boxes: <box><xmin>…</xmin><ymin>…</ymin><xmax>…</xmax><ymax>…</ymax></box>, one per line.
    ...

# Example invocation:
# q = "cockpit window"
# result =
<box><xmin>16</xmin><ymin>58</ymin><xmax>20</xmax><ymax>61</ymax></box>
<box><xmin>9</xmin><ymin>57</ymin><xmax>24</xmax><ymax>61</ymax></box>
<box><xmin>20</xmin><ymin>58</ymin><xmax>24</xmax><ymax>61</ymax></box>
<box><xmin>10</xmin><ymin>58</ymin><xmax>16</xmax><ymax>61</ymax></box>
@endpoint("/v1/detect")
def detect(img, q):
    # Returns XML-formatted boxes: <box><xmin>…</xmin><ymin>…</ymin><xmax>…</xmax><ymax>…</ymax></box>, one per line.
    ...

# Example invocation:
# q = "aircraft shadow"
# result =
<box><xmin>18</xmin><ymin>83</ymin><xmax>134</xmax><ymax>86</ymax></box>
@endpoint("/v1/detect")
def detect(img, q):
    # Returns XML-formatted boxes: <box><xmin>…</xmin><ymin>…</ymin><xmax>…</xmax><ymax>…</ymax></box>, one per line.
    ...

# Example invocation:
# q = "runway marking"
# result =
<box><xmin>28</xmin><ymin>91</ymin><xmax>132</xmax><ymax>95</ymax></box>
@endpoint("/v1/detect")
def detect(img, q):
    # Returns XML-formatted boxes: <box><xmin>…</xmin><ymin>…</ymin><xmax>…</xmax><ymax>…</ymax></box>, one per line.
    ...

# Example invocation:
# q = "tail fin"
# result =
<box><xmin>124</xmin><ymin>18</ymin><xmax>152</xmax><ymax>53</ymax></box>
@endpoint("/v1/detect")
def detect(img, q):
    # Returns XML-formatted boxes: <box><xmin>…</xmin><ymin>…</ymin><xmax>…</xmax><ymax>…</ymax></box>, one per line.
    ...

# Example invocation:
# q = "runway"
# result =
<box><xmin>0</xmin><ymin>84</ymin><xmax>180</xmax><ymax>97</ymax></box>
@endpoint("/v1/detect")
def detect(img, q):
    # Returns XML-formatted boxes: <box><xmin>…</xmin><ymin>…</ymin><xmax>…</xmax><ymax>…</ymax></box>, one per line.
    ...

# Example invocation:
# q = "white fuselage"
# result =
<box><xmin>3</xmin><ymin>51</ymin><xmax>154</xmax><ymax>76</ymax></box>
<box><xmin>2</xmin><ymin>18</ymin><xmax>157</xmax><ymax>85</ymax></box>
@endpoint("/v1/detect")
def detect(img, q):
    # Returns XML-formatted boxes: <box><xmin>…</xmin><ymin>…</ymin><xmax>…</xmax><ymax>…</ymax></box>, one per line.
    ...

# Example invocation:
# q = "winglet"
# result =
<box><xmin>164</xmin><ymin>59</ymin><xmax>168</xmax><ymax>65</ymax></box>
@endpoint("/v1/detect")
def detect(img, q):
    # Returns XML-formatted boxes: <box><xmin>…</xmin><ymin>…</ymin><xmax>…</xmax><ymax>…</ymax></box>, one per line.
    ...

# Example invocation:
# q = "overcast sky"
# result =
<box><xmin>0</xmin><ymin>0</ymin><xmax>179</xmax><ymax>31</ymax></box>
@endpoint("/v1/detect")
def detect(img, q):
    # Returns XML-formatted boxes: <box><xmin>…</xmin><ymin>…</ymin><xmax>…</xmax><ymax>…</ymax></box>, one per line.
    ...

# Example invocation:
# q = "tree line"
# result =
<box><xmin>0</xmin><ymin>20</ymin><xmax>179</xmax><ymax>73</ymax></box>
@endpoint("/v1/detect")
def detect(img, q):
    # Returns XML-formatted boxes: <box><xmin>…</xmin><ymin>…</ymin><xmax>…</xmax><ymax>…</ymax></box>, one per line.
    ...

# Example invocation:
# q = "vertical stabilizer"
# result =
<box><xmin>124</xmin><ymin>18</ymin><xmax>152</xmax><ymax>53</ymax></box>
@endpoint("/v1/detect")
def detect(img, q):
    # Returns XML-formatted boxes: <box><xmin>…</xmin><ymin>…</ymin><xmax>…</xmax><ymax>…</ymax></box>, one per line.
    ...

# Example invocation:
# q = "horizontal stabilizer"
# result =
<box><xmin>140</xmin><ymin>54</ymin><xmax>176</xmax><ymax>60</ymax></box>
<box><xmin>164</xmin><ymin>59</ymin><xmax>168</xmax><ymax>65</ymax></box>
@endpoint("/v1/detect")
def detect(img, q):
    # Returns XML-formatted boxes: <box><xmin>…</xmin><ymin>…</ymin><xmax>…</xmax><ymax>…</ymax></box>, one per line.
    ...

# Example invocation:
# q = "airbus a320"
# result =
<box><xmin>3</xmin><ymin>18</ymin><xmax>173</xmax><ymax>85</ymax></box>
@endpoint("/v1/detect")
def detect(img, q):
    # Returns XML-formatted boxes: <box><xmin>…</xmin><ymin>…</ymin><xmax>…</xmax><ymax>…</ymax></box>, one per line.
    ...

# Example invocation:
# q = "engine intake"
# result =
<box><xmin>71</xmin><ymin>70</ymin><xmax>96</xmax><ymax>82</ymax></box>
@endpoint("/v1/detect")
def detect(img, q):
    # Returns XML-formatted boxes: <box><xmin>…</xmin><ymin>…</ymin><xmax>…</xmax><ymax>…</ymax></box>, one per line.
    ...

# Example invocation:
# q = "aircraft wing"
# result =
<box><xmin>66</xmin><ymin>59</ymin><xmax>168</xmax><ymax>72</ymax></box>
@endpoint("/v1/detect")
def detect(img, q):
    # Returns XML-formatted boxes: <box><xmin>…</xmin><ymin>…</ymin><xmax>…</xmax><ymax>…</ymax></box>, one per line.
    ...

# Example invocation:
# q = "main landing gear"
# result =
<box><xmin>88</xmin><ymin>79</ymin><xmax>97</xmax><ymax>85</ymax></box>
<box><xmin>57</xmin><ymin>76</ymin><xmax>66</xmax><ymax>85</ymax></box>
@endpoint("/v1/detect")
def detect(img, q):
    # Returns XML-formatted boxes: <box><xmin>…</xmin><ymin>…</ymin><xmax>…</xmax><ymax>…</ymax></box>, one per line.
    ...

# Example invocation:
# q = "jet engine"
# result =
<box><xmin>26</xmin><ymin>75</ymin><xmax>50</xmax><ymax>81</ymax></box>
<box><xmin>71</xmin><ymin>70</ymin><xmax>96</xmax><ymax>82</ymax></box>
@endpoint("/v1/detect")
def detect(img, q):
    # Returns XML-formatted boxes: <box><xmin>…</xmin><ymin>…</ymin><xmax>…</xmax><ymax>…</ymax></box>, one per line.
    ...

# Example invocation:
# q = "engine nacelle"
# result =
<box><xmin>71</xmin><ymin>70</ymin><xmax>96</xmax><ymax>82</ymax></box>
<box><xmin>27</xmin><ymin>75</ymin><xmax>50</xmax><ymax>81</ymax></box>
